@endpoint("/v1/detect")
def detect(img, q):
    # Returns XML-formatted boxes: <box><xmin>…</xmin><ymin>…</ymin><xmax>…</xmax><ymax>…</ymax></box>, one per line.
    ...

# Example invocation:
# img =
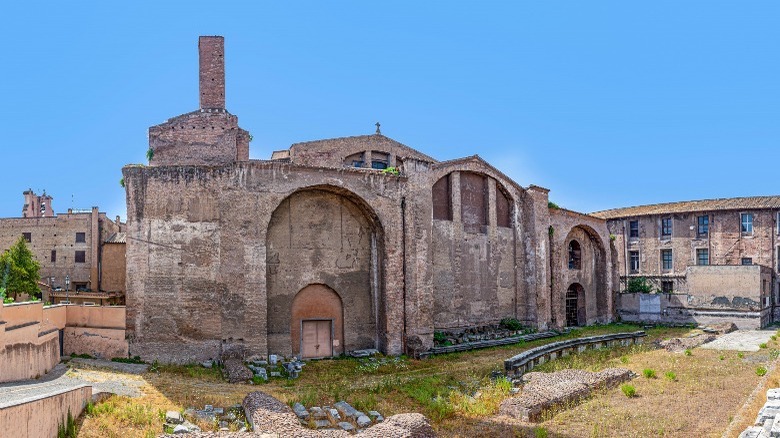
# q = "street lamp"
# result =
<box><xmin>65</xmin><ymin>275</ymin><xmax>70</xmax><ymax>304</ymax></box>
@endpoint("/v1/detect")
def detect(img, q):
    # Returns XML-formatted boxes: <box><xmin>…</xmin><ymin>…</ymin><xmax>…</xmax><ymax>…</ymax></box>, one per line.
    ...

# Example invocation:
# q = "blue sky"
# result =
<box><xmin>1</xmin><ymin>2</ymin><xmax>778</xmax><ymax>220</ymax></box>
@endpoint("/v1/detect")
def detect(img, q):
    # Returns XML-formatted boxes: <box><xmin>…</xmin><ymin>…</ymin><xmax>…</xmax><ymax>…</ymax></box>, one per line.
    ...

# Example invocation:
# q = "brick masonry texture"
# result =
<box><xmin>122</xmin><ymin>37</ymin><xmax>617</xmax><ymax>363</ymax></box>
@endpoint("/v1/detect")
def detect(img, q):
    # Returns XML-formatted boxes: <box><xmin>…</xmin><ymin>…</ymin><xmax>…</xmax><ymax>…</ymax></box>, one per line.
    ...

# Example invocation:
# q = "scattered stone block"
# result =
<box><xmin>314</xmin><ymin>419</ymin><xmax>330</xmax><ymax>429</ymax></box>
<box><xmin>310</xmin><ymin>406</ymin><xmax>327</xmax><ymax>420</ymax></box>
<box><xmin>172</xmin><ymin>425</ymin><xmax>189</xmax><ymax>434</ymax></box>
<box><xmin>201</xmin><ymin>361</ymin><xmax>213</xmax><ymax>368</ymax></box>
<box><xmin>293</xmin><ymin>403</ymin><xmax>309</xmax><ymax>420</ymax></box>
<box><xmin>338</xmin><ymin>421</ymin><xmax>356</xmax><ymax>432</ymax></box>
<box><xmin>327</xmin><ymin>408</ymin><xmax>341</xmax><ymax>422</ymax></box>
<box><xmin>166</xmin><ymin>411</ymin><xmax>183</xmax><ymax>424</ymax></box>
<box><xmin>368</xmin><ymin>410</ymin><xmax>384</xmax><ymax>422</ymax></box>
<box><xmin>269</xmin><ymin>354</ymin><xmax>278</xmax><ymax>365</ymax></box>
<box><xmin>357</xmin><ymin>414</ymin><xmax>372</xmax><ymax>428</ymax></box>
<box><xmin>334</xmin><ymin>401</ymin><xmax>359</xmax><ymax>419</ymax></box>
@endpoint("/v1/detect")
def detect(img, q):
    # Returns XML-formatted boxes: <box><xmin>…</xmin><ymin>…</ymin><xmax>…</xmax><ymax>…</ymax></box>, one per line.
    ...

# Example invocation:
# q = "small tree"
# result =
<box><xmin>626</xmin><ymin>276</ymin><xmax>654</xmax><ymax>293</ymax></box>
<box><xmin>0</xmin><ymin>236</ymin><xmax>41</xmax><ymax>300</ymax></box>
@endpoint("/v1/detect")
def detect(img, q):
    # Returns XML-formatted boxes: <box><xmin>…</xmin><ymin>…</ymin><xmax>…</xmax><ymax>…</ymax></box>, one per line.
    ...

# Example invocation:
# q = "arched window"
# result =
<box><xmin>432</xmin><ymin>175</ymin><xmax>452</xmax><ymax>220</ymax></box>
<box><xmin>568</xmin><ymin>240</ymin><xmax>581</xmax><ymax>270</ymax></box>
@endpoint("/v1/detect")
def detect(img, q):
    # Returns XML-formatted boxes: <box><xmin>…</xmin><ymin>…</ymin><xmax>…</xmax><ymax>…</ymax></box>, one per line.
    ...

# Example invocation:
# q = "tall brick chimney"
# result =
<box><xmin>199</xmin><ymin>36</ymin><xmax>225</xmax><ymax>110</ymax></box>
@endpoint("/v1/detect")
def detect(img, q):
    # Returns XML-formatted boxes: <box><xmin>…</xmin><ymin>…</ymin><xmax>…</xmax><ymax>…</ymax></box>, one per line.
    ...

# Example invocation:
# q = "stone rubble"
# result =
<box><xmin>500</xmin><ymin>368</ymin><xmax>635</xmax><ymax>422</ymax></box>
<box><xmin>178</xmin><ymin>403</ymin><xmax>247</xmax><ymax>434</ymax></box>
<box><xmin>739</xmin><ymin>389</ymin><xmax>780</xmax><ymax>438</ymax></box>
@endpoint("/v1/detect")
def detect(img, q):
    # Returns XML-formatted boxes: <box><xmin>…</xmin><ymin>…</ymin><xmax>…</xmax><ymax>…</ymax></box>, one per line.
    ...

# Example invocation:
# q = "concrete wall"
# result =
<box><xmin>617</xmin><ymin>265</ymin><xmax>774</xmax><ymax>328</ymax></box>
<box><xmin>0</xmin><ymin>385</ymin><xmax>91</xmax><ymax>438</ymax></box>
<box><xmin>0</xmin><ymin>303</ymin><xmax>127</xmax><ymax>383</ymax></box>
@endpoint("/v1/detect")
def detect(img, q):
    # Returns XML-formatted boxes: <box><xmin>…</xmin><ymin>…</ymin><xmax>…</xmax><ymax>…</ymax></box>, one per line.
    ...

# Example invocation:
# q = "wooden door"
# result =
<box><xmin>301</xmin><ymin>320</ymin><xmax>333</xmax><ymax>359</ymax></box>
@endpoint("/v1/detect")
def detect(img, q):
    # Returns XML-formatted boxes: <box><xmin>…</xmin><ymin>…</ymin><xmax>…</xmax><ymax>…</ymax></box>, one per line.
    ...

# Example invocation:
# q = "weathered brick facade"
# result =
<box><xmin>594</xmin><ymin>198</ymin><xmax>780</xmax><ymax>327</ymax></box>
<box><xmin>123</xmin><ymin>37</ymin><xmax>615</xmax><ymax>363</ymax></box>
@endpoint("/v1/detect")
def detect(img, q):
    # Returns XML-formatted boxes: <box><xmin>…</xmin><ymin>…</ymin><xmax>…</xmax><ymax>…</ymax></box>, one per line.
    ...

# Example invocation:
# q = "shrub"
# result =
<box><xmin>757</xmin><ymin>366</ymin><xmax>768</xmax><ymax>377</ymax></box>
<box><xmin>738</xmin><ymin>352</ymin><xmax>745</xmax><ymax>359</ymax></box>
<box><xmin>499</xmin><ymin>317</ymin><xmax>523</xmax><ymax>331</ymax></box>
<box><xmin>534</xmin><ymin>426</ymin><xmax>549</xmax><ymax>438</ymax></box>
<box><xmin>433</xmin><ymin>332</ymin><xmax>446</xmax><ymax>344</ymax></box>
<box><xmin>772</xmin><ymin>335</ymin><xmax>777</xmax><ymax>341</ymax></box>
<box><xmin>771</xmin><ymin>350</ymin><xmax>780</xmax><ymax>360</ymax></box>
<box><xmin>684</xmin><ymin>349</ymin><xmax>692</xmax><ymax>356</ymax></box>
<box><xmin>620</xmin><ymin>384</ymin><xmax>636</xmax><ymax>397</ymax></box>
<box><xmin>642</xmin><ymin>368</ymin><xmax>656</xmax><ymax>379</ymax></box>
<box><xmin>111</xmin><ymin>356</ymin><xmax>145</xmax><ymax>364</ymax></box>
<box><xmin>760</xmin><ymin>343</ymin><xmax>768</xmax><ymax>349</ymax></box>
<box><xmin>619</xmin><ymin>355</ymin><xmax>629</xmax><ymax>364</ymax></box>
<box><xmin>547</xmin><ymin>201</ymin><xmax>560</xmax><ymax>210</ymax></box>
<box><xmin>664</xmin><ymin>371</ymin><xmax>677</xmax><ymax>381</ymax></box>
<box><xmin>626</xmin><ymin>277</ymin><xmax>654</xmax><ymax>293</ymax></box>
<box><xmin>719</xmin><ymin>355</ymin><xmax>725</xmax><ymax>361</ymax></box>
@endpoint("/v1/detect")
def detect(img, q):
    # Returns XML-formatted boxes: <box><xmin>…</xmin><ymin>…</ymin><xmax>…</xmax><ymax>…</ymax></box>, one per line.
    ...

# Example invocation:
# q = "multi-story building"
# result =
<box><xmin>0</xmin><ymin>190</ymin><xmax>126</xmax><ymax>305</ymax></box>
<box><xmin>593</xmin><ymin>197</ymin><xmax>780</xmax><ymax>328</ymax></box>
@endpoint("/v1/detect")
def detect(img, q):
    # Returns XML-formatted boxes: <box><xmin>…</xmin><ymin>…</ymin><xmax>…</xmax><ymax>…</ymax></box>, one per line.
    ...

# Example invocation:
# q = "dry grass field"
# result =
<box><xmin>74</xmin><ymin>324</ymin><xmax>779</xmax><ymax>438</ymax></box>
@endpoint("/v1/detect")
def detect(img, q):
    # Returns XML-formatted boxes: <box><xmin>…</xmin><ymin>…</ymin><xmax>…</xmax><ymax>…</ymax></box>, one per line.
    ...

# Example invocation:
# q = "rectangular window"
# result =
<box><xmin>661</xmin><ymin>280</ymin><xmax>674</xmax><ymax>293</ymax></box>
<box><xmin>22</xmin><ymin>232</ymin><xmax>31</xmax><ymax>243</ymax></box>
<box><xmin>76</xmin><ymin>232</ymin><xmax>86</xmax><ymax>243</ymax></box>
<box><xmin>661</xmin><ymin>249</ymin><xmax>673</xmax><ymax>271</ymax></box>
<box><xmin>75</xmin><ymin>250</ymin><xmax>86</xmax><ymax>263</ymax></box>
<box><xmin>51</xmin><ymin>250</ymin><xmax>56</xmax><ymax>263</ymax></box>
<box><xmin>629</xmin><ymin>251</ymin><xmax>640</xmax><ymax>273</ymax></box>
<box><xmin>742</xmin><ymin>257</ymin><xmax>753</xmax><ymax>265</ymax></box>
<box><xmin>629</xmin><ymin>220</ymin><xmax>639</xmax><ymax>238</ymax></box>
<box><xmin>741</xmin><ymin>213</ymin><xmax>753</xmax><ymax>235</ymax></box>
<box><xmin>696</xmin><ymin>248</ymin><xmax>709</xmax><ymax>266</ymax></box>
<box><xmin>371</xmin><ymin>160</ymin><xmax>388</xmax><ymax>170</ymax></box>
<box><xmin>697</xmin><ymin>215</ymin><xmax>709</xmax><ymax>237</ymax></box>
<box><xmin>661</xmin><ymin>217</ymin><xmax>672</xmax><ymax>238</ymax></box>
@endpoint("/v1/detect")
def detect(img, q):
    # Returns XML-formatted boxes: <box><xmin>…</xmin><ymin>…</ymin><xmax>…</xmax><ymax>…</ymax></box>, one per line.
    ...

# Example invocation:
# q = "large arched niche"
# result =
<box><xmin>429</xmin><ymin>170</ymin><xmax>518</xmax><ymax>330</ymax></box>
<box><xmin>559</xmin><ymin>226</ymin><xmax>608</xmax><ymax>325</ymax></box>
<box><xmin>265</xmin><ymin>186</ymin><xmax>384</xmax><ymax>357</ymax></box>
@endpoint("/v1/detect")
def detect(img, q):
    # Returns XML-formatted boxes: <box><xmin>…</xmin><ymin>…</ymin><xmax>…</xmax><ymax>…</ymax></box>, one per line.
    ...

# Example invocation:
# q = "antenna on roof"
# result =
<box><xmin>375</xmin><ymin>122</ymin><xmax>381</xmax><ymax>135</ymax></box>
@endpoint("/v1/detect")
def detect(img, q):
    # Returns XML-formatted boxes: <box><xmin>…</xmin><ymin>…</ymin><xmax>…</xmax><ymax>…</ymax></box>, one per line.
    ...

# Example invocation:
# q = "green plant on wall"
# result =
<box><xmin>381</xmin><ymin>167</ymin><xmax>400</xmax><ymax>176</ymax></box>
<box><xmin>119</xmin><ymin>177</ymin><xmax>125</xmax><ymax>188</ymax></box>
<box><xmin>548</xmin><ymin>201</ymin><xmax>560</xmax><ymax>209</ymax></box>
<box><xmin>146</xmin><ymin>148</ymin><xmax>154</xmax><ymax>162</ymax></box>
<box><xmin>626</xmin><ymin>277</ymin><xmax>654</xmax><ymax>293</ymax></box>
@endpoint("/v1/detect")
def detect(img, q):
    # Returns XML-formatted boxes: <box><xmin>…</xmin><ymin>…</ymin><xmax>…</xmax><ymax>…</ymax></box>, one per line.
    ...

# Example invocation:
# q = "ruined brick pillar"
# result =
<box><xmin>199</xmin><ymin>36</ymin><xmax>225</xmax><ymax>110</ymax></box>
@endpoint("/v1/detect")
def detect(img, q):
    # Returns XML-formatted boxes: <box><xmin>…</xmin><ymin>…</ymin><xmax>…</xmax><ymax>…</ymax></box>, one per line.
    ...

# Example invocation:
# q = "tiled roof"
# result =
<box><xmin>105</xmin><ymin>232</ymin><xmax>126</xmax><ymax>244</ymax></box>
<box><xmin>591</xmin><ymin>196</ymin><xmax>780</xmax><ymax>220</ymax></box>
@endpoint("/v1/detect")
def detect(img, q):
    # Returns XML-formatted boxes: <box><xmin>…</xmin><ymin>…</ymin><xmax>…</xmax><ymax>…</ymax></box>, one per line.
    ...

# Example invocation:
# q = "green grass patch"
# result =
<box><xmin>620</xmin><ymin>384</ymin><xmax>636</xmax><ymax>397</ymax></box>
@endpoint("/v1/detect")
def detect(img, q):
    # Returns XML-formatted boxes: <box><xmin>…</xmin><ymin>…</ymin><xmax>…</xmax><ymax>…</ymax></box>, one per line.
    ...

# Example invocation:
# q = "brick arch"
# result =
<box><xmin>291</xmin><ymin>284</ymin><xmax>344</xmax><ymax>358</ymax></box>
<box><xmin>431</xmin><ymin>171</ymin><xmax>514</xmax><ymax>228</ymax></box>
<box><xmin>265</xmin><ymin>186</ymin><xmax>384</xmax><ymax>357</ymax></box>
<box><xmin>559</xmin><ymin>225</ymin><xmax>608</xmax><ymax>324</ymax></box>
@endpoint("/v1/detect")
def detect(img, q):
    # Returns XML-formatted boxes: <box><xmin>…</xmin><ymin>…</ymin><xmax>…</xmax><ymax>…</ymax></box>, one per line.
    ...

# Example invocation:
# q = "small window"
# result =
<box><xmin>51</xmin><ymin>250</ymin><xmax>56</xmax><ymax>263</ymax></box>
<box><xmin>661</xmin><ymin>280</ymin><xmax>674</xmax><ymax>293</ymax></box>
<box><xmin>629</xmin><ymin>251</ymin><xmax>640</xmax><ymax>273</ymax></box>
<box><xmin>661</xmin><ymin>217</ymin><xmax>672</xmax><ymax>238</ymax></box>
<box><xmin>696</xmin><ymin>248</ymin><xmax>709</xmax><ymax>266</ymax></box>
<box><xmin>629</xmin><ymin>220</ymin><xmax>639</xmax><ymax>238</ymax></box>
<box><xmin>75</xmin><ymin>251</ymin><xmax>86</xmax><ymax>263</ymax></box>
<box><xmin>351</xmin><ymin>160</ymin><xmax>364</xmax><ymax>168</ymax></box>
<box><xmin>568</xmin><ymin>240</ymin><xmax>582</xmax><ymax>270</ymax></box>
<box><xmin>742</xmin><ymin>257</ymin><xmax>753</xmax><ymax>265</ymax></box>
<box><xmin>22</xmin><ymin>232</ymin><xmax>31</xmax><ymax>243</ymax></box>
<box><xmin>371</xmin><ymin>161</ymin><xmax>388</xmax><ymax>170</ymax></box>
<box><xmin>763</xmin><ymin>279</ymin><xmax>768</xmax><ymax>293</ymax></box>
<box><xmin>661</xmin><ymin>249</ymin><xmax>673</xmax><ymax>271</ymax></box>
<box><xmin>741</xmin><ymin>213</ymin><xmax>753</xmax><ymax>235</ymax></box>
<box><xmin>697</xmin><ymin>215</ymin><xmax>709</xmax><ymax>238</ymax></box>
<box><xmin>76</xmin><ymin>232</ymin><xmax>86</xmax><ymax>243</ymax></box>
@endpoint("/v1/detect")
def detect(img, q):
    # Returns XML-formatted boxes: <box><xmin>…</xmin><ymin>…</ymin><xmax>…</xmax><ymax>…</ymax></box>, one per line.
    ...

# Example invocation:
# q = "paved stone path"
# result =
<box><xmin>700</xmin><ymin>330</ymin><xmax>776</xmax><ymax>352</ymax></box>
<box><xmin>0</xmin><ymin>359</ymin><xmax>147</xmax><ymax>407</ymax></box>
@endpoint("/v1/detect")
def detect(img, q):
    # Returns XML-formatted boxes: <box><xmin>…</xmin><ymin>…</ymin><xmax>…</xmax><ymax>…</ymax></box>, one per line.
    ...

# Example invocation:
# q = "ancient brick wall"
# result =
<box><xmin>288</xmin><ymin>134</ymin><xmax>435</xmax><ymax>169</ymax></box>
<box><xmin>123</xmin><ymin>162</ymin><xmax>407</xmax><ymax>362</ymax></box>
<box><xmin>100</xmin><ymin>242</ymin><xmax>125</xmax><ymax>293</ymax></box>
<box><xmin>199</xmin><ymin>36</ymin><xmax>225</xmax><ymax>110</ymax></box>
<box><xmin>548</xmin><ymin>208</ymin><xmax>614</xmax><ymax>327</ymax></box>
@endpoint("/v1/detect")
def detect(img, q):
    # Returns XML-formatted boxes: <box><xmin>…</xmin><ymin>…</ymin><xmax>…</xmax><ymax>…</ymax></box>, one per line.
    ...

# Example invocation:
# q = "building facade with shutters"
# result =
<box><xmin>593</xmin><ymin>198</ymin><xmax>780</xmax><ymax>328</ymax></box>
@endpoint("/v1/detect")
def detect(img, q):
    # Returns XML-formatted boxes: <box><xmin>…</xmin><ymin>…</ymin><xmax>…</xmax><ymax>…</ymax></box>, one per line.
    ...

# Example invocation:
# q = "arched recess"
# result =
<box><xmin>565</xmin><ymin>283</ymin><xmax>586</xmax><ymax>326</ymax></box>
<box><xmin>560</xmin><ymin>226</ymin><xmax>608</xmax><ymax>324</ymax></box>
<box><xmin>265</xmin><ymin>186</ymin><xmax>384</xmax><ymax>357</ymax></box>
<box><xmin>291</xmin><ymin>284</ymin><xmax>344</xmax><ymax>358</ymax></box>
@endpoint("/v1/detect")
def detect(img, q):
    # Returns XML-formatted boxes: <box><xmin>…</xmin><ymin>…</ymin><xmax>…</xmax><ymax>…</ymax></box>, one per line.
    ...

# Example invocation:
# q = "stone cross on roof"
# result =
<box><xmin>375</xmin><ymin>122</ymin><xmax>381</xmax><ymax>135</ymax></box>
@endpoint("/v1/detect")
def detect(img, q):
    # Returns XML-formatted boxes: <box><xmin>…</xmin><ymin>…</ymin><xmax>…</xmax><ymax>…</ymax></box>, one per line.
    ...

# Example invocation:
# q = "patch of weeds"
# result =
<box><xmin>664</xmin><ymin>371</ymin><xmax>677</xmax><ymax>381</ymax></box>
<box><xmin>619</xmin><ymin>355</ymin><xmax>629</xmax><ymax>364</ymax></box>
<box><xmin>399</xmin><ymin>375</ymin><xmax>455</xmax><ymax>421</ymax></box>
<box><xmin>757</xmin><ymin>366</ymin><xmax>768</xmax><ymax>377</ymax></box>
<box><xmin>642</xmin><ymin>368</ymin><xmax>656</xmax><ymax>379</ymax></box>
<box><xmin>719</xmin><ymin>355</ymin><xmax>725</xmax><ymax>361</ymax></box>
<box><xmin>85</xmin><ymin>401</ymin><xmax>95</xmax><ymax>415</ymax></box>
<box><xmin>57</xmin><ymin>409</ymin><xmax>77</xmax><ymax>438</ymax></box>
<box><xmin>534</xmin><ymin>426</ymin><xmax>549</xmax><ymax>438</ymax></box>
<box><xmin>620</xmin><ymin>384</ymin><xmax>636</xmax><ymax>398</ymax></box>
<box><xmin>772</xmin><ymin>335</ymin><xmax>777</xmax><ymax>341</ymax></box>
<box><xmin>738</xmin><ymin>352</ymin><xmax>745</xmax><ymax>359</ymax></box>
<box><xmin>70</xmin><ymin>353</ymin><xmax>94</xmax><ymax>359</ymax></box>
<box><xmin>111</xmin><ymin>356</ymin><xmax>145</xmax><ymax>364</ymax></box>
<box><xmin>684</xmin><ymin>349</ymin><xmax>692</xmax><ymax>356</ymax></box>
<box><xmin>760</xmin><ymin>343</ymin><xmax>768</xmax><ymax>349</ymax></box>
<box><xmin>771</xmin><ymin>350</ymin><xmax>780</xmax><ymax>360</ymax></box>
<box><xmin>251</xmin><ymin>375</ymin><xmax>266</xmax><ymax>385</ymax></box>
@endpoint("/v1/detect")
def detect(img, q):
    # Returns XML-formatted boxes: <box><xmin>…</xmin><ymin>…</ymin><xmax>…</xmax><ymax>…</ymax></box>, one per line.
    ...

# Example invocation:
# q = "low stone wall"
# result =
<box><xmin>617</xmin><ymin>292</ymin><xmax>770</xmax><ymax>329</ymax></box>
<box><xmin>418</xmin><ymin>330</ymin><xmax>558</xmax><ymax>359</ymax></box>
<box><xmin>0</xmin><ymin>384</ymin><xmax>92</xmax><ymax>438</ymax></box>
<box><xmin>64</xmin><ymin>326</ymin><xmax>128</xmax><ymax>359</ymax></box>
<box><xmin>504</xmin><ymin>331</ymin><xmax>646</xmax><ymax>377</ymax></box>
<box><xmin>0</xmin><ymin>332</ymin><xmax>60</xmax><ymax>383</ymax></box>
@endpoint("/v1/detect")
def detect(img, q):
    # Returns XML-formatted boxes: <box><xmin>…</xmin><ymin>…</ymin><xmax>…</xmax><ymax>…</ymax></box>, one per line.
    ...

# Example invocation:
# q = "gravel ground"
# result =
<box><xmin>700</xmin><ymin>330</ymin><xmax>776</xmax><ymax>352</ymax></box>
<box><xmin>0</xmin><ymin>359</ymin><xmax>146</xmax><ymax>407</ymax></box>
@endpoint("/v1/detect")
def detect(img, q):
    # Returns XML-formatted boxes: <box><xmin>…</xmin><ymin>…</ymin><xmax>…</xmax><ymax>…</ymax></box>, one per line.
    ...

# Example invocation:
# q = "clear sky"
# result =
<box><xmin>1</xmin><ymin>2</ymin><xmax>778</xmax><ymax>220</ymax></box>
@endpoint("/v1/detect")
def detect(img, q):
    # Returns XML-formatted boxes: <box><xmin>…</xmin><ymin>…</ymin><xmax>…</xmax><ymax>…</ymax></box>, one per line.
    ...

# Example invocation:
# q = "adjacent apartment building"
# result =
<box><xmin>593</xmin><ymin>197</ymin><xmax>780</xmax><ymax>328</ymax></box>
<box><xmin>0</xmin><ymin>190</ymin><xmax>127</xmax><ymax>305</ymax></box>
